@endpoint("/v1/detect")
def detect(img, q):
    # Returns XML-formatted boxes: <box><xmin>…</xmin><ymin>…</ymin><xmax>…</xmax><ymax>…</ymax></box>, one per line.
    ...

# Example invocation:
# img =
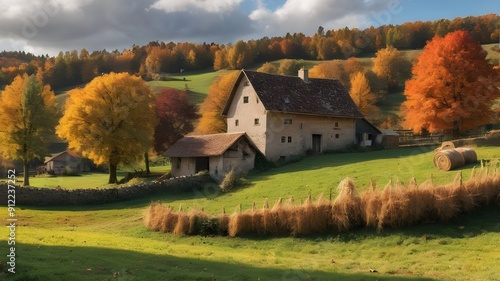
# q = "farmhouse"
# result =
<box><xmin>165</xmin><ymin>133</ymin><xmax>257</xmax><ymax>181</ymax></box>
<box><xmin>222</xmin><ymin>69</ymin><xmax>366</xmax><ymax>161</ymax></box>
<box><xmin>44</xmin><ymin>149</ymin><xmax>88</xmax><ymax>175</ymax></box>
<box><xmin>167</xmin><ymin>68</ymin><xmax>380</xmax><ymax>179</ymax></box>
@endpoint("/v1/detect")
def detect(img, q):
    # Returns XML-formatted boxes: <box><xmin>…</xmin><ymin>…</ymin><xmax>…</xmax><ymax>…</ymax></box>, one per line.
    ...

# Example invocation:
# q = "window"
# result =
<box><xmin>284</xmin><ymin>118</ymin><xmax>292</xmax><ymax>125</ymax></box>
<box><xmin>243</xmin><ymin>96</ymin><xmax>249</xmax><ymax>103</ymax></box>
<box><xmin>335</xmin><ymin>134</ymin><xmax>340</xmax><ymax>139</ymax></box>
<box><xmin>256</xmin><ymin>97</ymin><xmax>259</xmax><ymax>103</ymax></box>
<box><xmin>235</xmin><ymin>119</ymin><xmax>239</xmax><ymax>126</ymax></box>
<box><xmin>334</xmin><ymin>122</ymin><xmax>339</xmax><ymax>127</ymax></box>
<box><xmin>243</xmin><ymin>81</ymin><xmax>249</xmax><ymax>86</ymax></box>
<box><xmin>254</xmin><ymin>118</ymin><xmax>260</xmax><ymax>125</ymax></box>
<box><xmin>287</xmin><ymin>136</ymin><xmax>292</xmax><ymax>143</ymax></box>
<box><xmin>281</xmin><ymin>136</ymin><xmax>286</xmax><ymax>143</ymax></box>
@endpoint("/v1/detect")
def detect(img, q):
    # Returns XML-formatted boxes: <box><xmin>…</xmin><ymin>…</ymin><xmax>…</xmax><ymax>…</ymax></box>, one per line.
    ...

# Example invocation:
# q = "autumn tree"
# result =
<box><xmin>57</xmin><ymin>73</ymin><xmax>156</xmax><ymax>184</ymax></box>
<box><xmin>257</xmin><ymin>62</ymin><xmax>278</xmax><ymax>74</ymax></box>
<box><xmin>196</xmin><ymin>71</ymin><xmax>239</xmax><ymax>134</ymax></box>
<box><xmin>309</xmin><ymin>61</ymin><xmax>350</xmax><ymax>89</ymax></box>
<box><xmin>153</xmin><ymin>88</ymin><xmax>199</xmax><ymax>154</ymax></box>
<box><xmin>349</xmin><ymin>72</ymin><xmax>379</xmax><ymax>118</ymax></box>
<box><xmin>402</xmin><ymin>30</ymin><xmax>500</xmax><ymax>137</ymax></box>
<box><xmin>372</xmin><ymin>47</ymin><xmax>412</xmax><ymax>90</ymax></box>
<box><xmin>278</xmin><ymin>59</ymin><xmax>303</xmax><ymax>76</ymax></box>
<box><xmin>0</xmin><ymin>74</ymin><xmax>56</xmax><ymax>186</ymax></box>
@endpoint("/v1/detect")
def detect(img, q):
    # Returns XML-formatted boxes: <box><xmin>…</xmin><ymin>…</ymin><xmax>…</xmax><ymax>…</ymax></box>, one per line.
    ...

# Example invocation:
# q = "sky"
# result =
<box><xmin>0</xmin><ymin>0</ymin><xmax>497</xmax><ymax>56</ymax></box>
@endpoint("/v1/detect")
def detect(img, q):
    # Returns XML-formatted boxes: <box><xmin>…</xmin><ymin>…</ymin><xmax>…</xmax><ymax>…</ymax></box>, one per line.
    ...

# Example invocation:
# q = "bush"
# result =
<box><xmin>63</xmin><ymin>165</ymin><xmax>79</xmax><ymax>176</ymax></box>
<box><xmin>219</xmin><ymin>169</ymin><xmax>241</xmax><ymax>193</ymax></box>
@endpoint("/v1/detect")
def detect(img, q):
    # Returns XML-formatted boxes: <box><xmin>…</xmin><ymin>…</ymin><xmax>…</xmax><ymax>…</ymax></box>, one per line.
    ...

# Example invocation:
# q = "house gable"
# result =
<box><xmin>224</xmin><ymin>74</ymin><xmax>267</xmax><ymax>154</ymax></box>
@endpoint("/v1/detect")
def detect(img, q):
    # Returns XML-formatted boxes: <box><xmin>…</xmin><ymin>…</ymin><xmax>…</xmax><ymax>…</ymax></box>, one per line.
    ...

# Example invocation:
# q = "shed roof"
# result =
<box><xmin>222</xmin><ymin>70</ymin><xmax>363</xmax><ymax>118</ymax></box>
<box><xmin>165</xmin><ymin>132</ymin><xmax>250</xmax><ymax>158</ymax></box>
<box><xmin>44</xmin><ymin>149</ymin><xmax>81</xmax><ymax>164</ymax></box>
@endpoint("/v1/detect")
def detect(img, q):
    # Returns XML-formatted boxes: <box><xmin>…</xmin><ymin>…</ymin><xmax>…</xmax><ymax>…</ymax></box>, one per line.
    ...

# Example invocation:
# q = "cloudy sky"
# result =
<box><xmin>0</xmin><ymin>0</ymin><xmax>497</xmax><ymax>56</ymax></box>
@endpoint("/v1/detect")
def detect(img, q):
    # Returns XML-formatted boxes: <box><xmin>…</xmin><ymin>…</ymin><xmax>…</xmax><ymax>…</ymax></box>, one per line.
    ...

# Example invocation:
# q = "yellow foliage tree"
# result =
<box><xmin>372</xmin><ymin>47</ymin><xmax>412</xmax><ymax>90</ymax></box>
<box><xmin>196</xmin><ymin>71</ymin><xmax>239</xmax><ymax>134</ymax></box>
<box><xmin>57</xmin><ymin>73</ymin><xmax>156</xmax><ymax>184</ymax></box>
<box><xmin>349</xmin><ymin>72</ymin><xmax>379</xmax><ymax>118</ymax></box>
<box><xmin>0</xmin><ymin>74</ymin><xmax>56</xmax><ymax>186</ymax></box>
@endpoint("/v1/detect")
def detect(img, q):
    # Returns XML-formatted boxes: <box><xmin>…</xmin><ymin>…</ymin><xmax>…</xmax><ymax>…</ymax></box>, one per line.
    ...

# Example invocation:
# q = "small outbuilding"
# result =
<box><xmin>375</xmin><ymin>129</ymin><xmax>400</xmax><ymax>149</ymax></box>
<box><xmin>44</xmin><ymin>150</ymin><xmax>88</xmax><ymax>175</ymax></box>
<box><xmin>355</xmin><ymin>118</ymin><xmax>382</xmax><ymax>147</ymax></box>
<box><xmin>165</xmin><ymin>132</ymin><xmax>257</xmax><ymax>181</ymax></box>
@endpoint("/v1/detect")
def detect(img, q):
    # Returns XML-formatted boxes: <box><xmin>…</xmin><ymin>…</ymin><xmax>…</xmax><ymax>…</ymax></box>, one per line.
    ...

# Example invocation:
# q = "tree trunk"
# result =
<box><xmin>23</xmin><ymin>159</ymin><xmax>30</xmax><ymax>187</ymax></box>
<box><xmin>144</xmin><ymin>152</ymin><xmax>150</xmax><ymax>175</ymax></box>
<box><xmin>108</xmin><ymin>163</ymin><xmax>118</xmax><ymax>184</ymax></box>
<box><xmin>452</xmin><ymin>120</ymin><xmax>460</xmax><ymax>139</ymax></box>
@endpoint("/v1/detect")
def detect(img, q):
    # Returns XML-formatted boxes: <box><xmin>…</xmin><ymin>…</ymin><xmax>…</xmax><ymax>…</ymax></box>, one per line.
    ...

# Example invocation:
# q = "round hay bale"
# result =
<box><xmin>441</xmin><ymin>141</ymin><xmax>455</xmax><ymax>150</ymax></box>
<box><xmin>455</xmin><ymin>147</ymin><xmax>477</xmax><ymax>164</ymax></box>
<box><xmin>434</xmin><ymin>149</ymin><xmax>465</xmax><ymax>171</ymax></box>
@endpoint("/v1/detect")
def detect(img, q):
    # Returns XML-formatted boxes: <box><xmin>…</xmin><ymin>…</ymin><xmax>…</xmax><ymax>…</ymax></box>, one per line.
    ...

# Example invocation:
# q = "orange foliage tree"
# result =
<box><xmin>196</xmin><ymin>71</ymin><xmax>239</xmax><ymax>134</ymax></box>
<box><xmin>402</xmin><ymin>30</ymin><xmax>500</xmax><ymax>136</ymax></box>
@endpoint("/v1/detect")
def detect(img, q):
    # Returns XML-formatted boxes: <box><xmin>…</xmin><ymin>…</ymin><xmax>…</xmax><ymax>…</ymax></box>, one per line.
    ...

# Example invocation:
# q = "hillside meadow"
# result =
<box><xmin>1</xmin><ymin>145</ymin><xmax>499</xmax><ymax>280</ymax></box>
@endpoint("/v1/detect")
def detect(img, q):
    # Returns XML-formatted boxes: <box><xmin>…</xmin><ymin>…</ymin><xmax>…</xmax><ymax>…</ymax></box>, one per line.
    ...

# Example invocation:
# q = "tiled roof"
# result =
<box><xmin>222</xmin><ymin>70</ymin><xmax>363</xmax><ymax>118</ymax></box>
<box><xmin>165</xmin><ymin>132</ymin><xmax>248</xmax><ymax>157</ymax></box>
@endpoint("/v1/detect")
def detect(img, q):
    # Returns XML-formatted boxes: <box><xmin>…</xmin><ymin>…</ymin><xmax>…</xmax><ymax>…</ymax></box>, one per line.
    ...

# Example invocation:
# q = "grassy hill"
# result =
<box><xmin>2</xmin><ymin>145</ymin><xmax>499</xmax><ymax>280</ymax></box>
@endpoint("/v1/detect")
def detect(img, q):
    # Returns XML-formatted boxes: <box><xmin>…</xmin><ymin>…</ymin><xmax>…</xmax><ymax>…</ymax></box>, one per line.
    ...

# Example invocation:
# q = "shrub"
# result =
<box><xmin>220</xmin><ymin>169</ymin><xmax>241</xmax><ymax>193</ymax></box>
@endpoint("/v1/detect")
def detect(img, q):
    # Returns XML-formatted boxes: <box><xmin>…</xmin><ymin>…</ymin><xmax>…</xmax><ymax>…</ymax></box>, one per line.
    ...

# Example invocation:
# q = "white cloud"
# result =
<box><xmin>149</xmin><ymin>0</ymin><xmax>244</xmax><ymax>14</ymax></box>
<box><xmin>249</xmin><ymin>0</ymin><xmax>391</xmax><ymax>37</ymax></box>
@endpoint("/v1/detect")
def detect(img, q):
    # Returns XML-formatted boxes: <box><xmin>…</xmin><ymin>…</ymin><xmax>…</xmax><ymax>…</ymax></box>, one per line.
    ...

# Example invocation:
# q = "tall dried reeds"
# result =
<box><xmin>144</xmin><ymin>167</ymin><xmax>500</xmax><ymax>237</ymax></box>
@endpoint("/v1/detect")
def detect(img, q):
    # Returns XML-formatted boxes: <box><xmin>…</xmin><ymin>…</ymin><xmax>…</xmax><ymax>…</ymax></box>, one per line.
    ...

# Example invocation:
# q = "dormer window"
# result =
<box><xmin>243</xmin><ymin>96</ymin><xmax>249</xmax><ymax>103</ymax></box>
<box><xmin>284</xmin><ymin>97</ymin><xmax>290</xmax><ymax>104</ymax></box>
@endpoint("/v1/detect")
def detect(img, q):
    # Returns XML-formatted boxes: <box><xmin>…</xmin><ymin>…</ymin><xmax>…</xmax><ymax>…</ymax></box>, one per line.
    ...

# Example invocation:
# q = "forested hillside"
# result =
<box><xmin>0</xmin><ymin>14</ymin><xmax>498</xmax><ymax>90</ymax></box>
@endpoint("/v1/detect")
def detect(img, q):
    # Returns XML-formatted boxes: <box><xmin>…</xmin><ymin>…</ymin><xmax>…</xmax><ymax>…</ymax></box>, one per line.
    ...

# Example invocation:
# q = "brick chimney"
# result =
<box><xmin>298</xmin><ymin>67</ymin><xmax>308</xmax><ymax>83</ymax></box>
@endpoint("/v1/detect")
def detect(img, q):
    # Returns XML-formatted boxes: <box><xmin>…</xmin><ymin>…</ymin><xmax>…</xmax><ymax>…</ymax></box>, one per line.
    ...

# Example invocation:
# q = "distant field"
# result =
<box><xmin>147</xmin><ymin>70</ymin><xmax>233</xmax><ymax>104</ymax></box>
<box><xmin>27</xmin><ymin>165</ymin><xmax>170</xmax><ymax>189</ymax></box>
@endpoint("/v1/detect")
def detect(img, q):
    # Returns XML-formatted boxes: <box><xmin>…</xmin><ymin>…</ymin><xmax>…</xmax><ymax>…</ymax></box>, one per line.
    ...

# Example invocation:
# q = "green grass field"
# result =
<box><xmin>26</xmin><ymin>165</ymin><xmax>170</xmax><ymax>189</ymax></box>
<box><xmin>147</xmin><ymin>70</ymin><xmax>232</xmax><ymax>104</ymax></box>
<box><xmin>1</xmin><ymin>146</ymin><xmax>499</xmax><ymax>280</ymax></box>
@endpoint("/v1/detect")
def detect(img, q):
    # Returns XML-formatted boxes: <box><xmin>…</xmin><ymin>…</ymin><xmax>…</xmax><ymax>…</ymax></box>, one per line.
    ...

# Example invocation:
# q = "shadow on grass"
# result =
<box><xmin>1</xmin><ymin>243</ymin><xmax>435</xmax><ymax>281</ymax></box>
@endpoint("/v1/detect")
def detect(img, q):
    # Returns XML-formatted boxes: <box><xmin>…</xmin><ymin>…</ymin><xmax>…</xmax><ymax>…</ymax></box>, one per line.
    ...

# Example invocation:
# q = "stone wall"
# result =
<box><xmin>0</xmin><ymin>175</ymin><xmax>216</xmax><ymax>206</ymax></box>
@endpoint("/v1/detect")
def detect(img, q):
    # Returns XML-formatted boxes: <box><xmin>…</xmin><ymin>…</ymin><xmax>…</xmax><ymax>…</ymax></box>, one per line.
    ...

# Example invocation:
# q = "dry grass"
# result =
<box><xmin>144</xmin><ymin>167</ymin><xmax>500</xmax><ymax>237</ymax></box>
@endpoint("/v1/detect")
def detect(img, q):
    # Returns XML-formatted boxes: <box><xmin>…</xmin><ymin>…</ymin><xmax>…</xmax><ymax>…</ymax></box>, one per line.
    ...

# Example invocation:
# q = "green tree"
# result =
<box><xmin>0</xmin><ymin>74</ymin><xmax>56</xmax><ymax>186</ymax></box>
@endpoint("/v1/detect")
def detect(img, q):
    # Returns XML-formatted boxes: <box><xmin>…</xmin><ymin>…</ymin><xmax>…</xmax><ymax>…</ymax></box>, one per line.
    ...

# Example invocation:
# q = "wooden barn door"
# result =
<box><xmin>312</xmin><ymin>134</ymin><xmax>322</xmax><ymax>153</ymax></box>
